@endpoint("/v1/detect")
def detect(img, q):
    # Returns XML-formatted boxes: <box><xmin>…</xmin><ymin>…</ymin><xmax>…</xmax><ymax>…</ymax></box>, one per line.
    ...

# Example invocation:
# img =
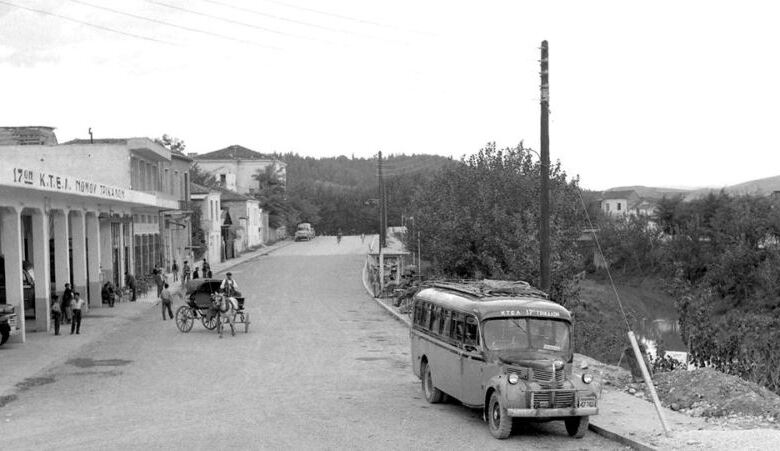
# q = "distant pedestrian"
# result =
<box><xmin>160</xmin><ymin>283</ymin><xmax>173</xmax><ymax>320</ymax></box>
<box><xmin>154</xmin><ymin>268</ymin><xmax>165</xmax><ymax>298</ymax></box>
<box><xmin>70</xmin><ymin>292</ymin><xmax>84</xmax><ymax>335</ymax></box>
<box><xmin>171</xmin><ymin>261</ymin><xmax>179</xmax><ymax>282</ymax></box>
<box><xmin>50</xmin><ymin>295</ymin><xmax>62</xmax><ymax>335</ymax></box>
<box><xmin>125</xmin><ymin>272</ymin><xmax>137</xmax><ymax>302</ymax></box>
<box><xmin>202</xmin><ymin>259</ymin><xmax>210</xmax><ymax>277</ymax></box>
<box><xmin>182</xmin><ymin>261</ymin><xmax>191</xmax><ymax>284</ymax></box>
<box><xmin>360</xmin><ymin>233</ymin><xmax>365</xmax><ymax>243</ymax></box>
<box><xmin>102</xmin><ymin>281</ymin><xmax>116</xmax><ymax>307</ymax></box>
<box><xmin>192</xmin><ymin>267</ymin><xmax>200</xmax><ymax>280</ymax></box>
<box><xmin>62</xmin><ymin>283</ymin><xmax>74</xmax><ymax>324</ymax></box>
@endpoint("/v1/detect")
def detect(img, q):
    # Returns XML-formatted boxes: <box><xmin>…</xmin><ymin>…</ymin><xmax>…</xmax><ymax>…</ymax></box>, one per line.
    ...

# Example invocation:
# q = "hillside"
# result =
<box><xmin>684</xmin><ymin>175</ymin><xmax>780</xmax><ymax>201</ymax></box>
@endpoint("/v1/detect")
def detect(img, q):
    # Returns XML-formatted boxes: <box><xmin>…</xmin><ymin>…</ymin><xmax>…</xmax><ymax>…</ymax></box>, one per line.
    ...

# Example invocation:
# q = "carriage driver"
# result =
<box><xmin>220</xmin><ymin>272</ymin><xmax>240</xmax><ymax>298</ymax></box>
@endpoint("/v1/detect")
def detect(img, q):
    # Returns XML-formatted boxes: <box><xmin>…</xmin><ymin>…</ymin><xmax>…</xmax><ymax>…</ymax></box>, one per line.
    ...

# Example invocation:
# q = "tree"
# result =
<box><xmin>190</xmin><ymin>163</ymin><xmax>219</xmax><ymax>189</ymax></box>
<box><xmin>154</xmin><ymin>134</ymin><xmax>186</xmax><ymax>153</ymax></box>
<box><xmin>407</xmin><ymin>142</ymin><xmax>584</xmax><ymax>305</ymax></box>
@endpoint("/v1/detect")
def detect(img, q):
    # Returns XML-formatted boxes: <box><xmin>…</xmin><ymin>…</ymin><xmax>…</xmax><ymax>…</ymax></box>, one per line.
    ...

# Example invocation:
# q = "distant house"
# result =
<box><xmin>193</xmin><ymin>144</ymin><xmax>286</xmax><ymax>195</ymax></box>
<box><xmin>601</xmin><ymin>190</ymin><xmax>640</xmax><ymax>217</ymax></box>
<box><xmin>631</xmin><ymin>200</ymin><xmax>657</xmax><ymax>217</ymax></box>
<box><xmin>190</xmin><ymin>182</ymin><xmax>222</xmax><ymax>264</ymax></box>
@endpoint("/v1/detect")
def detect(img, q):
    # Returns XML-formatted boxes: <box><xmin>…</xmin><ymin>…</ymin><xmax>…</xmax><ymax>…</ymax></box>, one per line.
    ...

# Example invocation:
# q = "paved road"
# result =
<box><xmin>0</xmin><ymin>236</ymin><xmax>623</xmax><ymax>450</ymax></box>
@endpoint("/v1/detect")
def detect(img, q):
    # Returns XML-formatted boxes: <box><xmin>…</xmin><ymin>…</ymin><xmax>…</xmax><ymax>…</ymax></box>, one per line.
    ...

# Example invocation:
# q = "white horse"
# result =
<box><xmin>211</xmin><ymin>293</ymin><xmax>238</xmax><ymax>338</ymax></box>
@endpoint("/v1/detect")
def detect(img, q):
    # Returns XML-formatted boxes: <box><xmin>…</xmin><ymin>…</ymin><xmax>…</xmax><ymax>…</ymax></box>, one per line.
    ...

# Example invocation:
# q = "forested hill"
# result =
<box><xmin>281</xmin><ymin>153</ymin><xmax>456</xmax><ymax>234</ymax></box>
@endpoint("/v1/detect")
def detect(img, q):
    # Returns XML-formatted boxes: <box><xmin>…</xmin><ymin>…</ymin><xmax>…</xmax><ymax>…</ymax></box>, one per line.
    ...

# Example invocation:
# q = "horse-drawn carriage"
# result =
<box><xmin>175</xmin><ymin>279</ymin><xmax>250</xmax><ymax>337</ymax></box>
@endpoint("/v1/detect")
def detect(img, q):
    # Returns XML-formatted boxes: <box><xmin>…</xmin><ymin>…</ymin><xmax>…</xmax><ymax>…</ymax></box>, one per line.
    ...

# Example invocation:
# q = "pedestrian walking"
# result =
<box><xmin>70</xmin><ymin>292</ymin><xmax>84</xmax><ymax>335</ymax></box>
<box><xmin>360</xmin><ymin>233</ymin><xmax>365</xmax><ymax>243</ymax></box>
<box><xmin>192</xmin><ymin>267</ymin><xmax>200</xmax><ymax>280</ymax></box>
<box><xmin>182</xmin><ymin>260</ymin><xmax>191</xmax><ymax>284</ymax></box>
<box><xmin>171</xmin><ymin>261</ymin><xmax>179</xmax><ymax>282</ymax></box>
<box><xmin>154</xmin><ymin>267</ymin><xmax>165</xmax><ymax>298</ymax></box>
<box><xmin>202</xmin><ymin>259</ymin><xmax>210</xmax><ymax>278</ymax></box>
<box><xmin>51</xmin><ymin>295</ymin><xmax>62</xmax><ymax>335</ymax></box>
<box><xmin>62</xmin><ymin>283</ymin><xmax>74</xmax><ymax>324</ymax></box>
<box><xmin>125</xmin><ymin>271</ymin><xmax>137</xmax><ymax>302</ymax></box>
<box><xmin>160</xmin><ymin>283</ymin><xmax>173</xmax><ymax>320</ymax></box>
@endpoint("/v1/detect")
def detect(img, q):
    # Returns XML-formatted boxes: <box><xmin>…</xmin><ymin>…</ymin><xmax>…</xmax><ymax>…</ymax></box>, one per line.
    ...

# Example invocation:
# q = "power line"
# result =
<box><xmin>0</xmin><ymin>0</ymin><xmax>174</xmax><ymax>45</ymax></box>
<box><xmin>255</xmin><ymin>0</ymin><xmax>431</xmax><ymax>36</ymax></box>
<box><xmin>198</xmin><ymin>0</ymin><xmax>375</xmax><ymax>39</ymax></box>
<box><xmin>67</xmin><ymin>0</ymin><xmax>280</xmax><ymax>50</ymax></box>
<box><xmin>145</xmin><ymin>0</ymin><xmax>334</xmax><ymax>44</ymax></box>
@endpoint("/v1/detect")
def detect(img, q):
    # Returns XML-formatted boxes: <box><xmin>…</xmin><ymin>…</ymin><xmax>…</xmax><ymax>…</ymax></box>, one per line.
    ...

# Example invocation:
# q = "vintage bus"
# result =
<box><xmin>410</xmin><ymin>281</ymin><xmax>599</xmax><ymax>439</ymax></box>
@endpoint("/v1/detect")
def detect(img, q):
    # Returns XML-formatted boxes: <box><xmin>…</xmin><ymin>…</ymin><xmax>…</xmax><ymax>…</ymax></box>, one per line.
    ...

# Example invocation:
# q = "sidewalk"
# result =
<box><xmin>363</xmin><ymin>287</ymin><xmax>780</xmax><ymax>450</ymax></box>
<box><xmin>0</xmin><ymin>239</ymin><xmax>292</xmax><ymax>407</ymax></box>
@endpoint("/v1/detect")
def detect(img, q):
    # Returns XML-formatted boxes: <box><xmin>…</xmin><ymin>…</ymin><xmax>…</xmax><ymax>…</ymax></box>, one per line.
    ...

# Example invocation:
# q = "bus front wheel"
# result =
<box><xmin>565</xmin><ymin>416</ymin><xmax>589</xmax><ymax>438</ymax></box>
<box><xmin>488</xmin><ymin>392</ymin><xmax>513</xmax><ymax>439</ymax></box>
<box><xmin>421</xmin><ymin>362</ymin><xmax>444</xmax><ymax>403</ymax></box>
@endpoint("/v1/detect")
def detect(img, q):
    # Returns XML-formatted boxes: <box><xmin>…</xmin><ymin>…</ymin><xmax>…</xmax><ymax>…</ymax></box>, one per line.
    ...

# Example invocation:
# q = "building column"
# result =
<box><xmin>52</xmin><ymin>210</ymin><xmax>71</xmax><ymax>305</ymax></box>
<box><xmin>30</xmin><ymin>209</ymin><xmax>51</xmax><ymax>332</ymax></box>
<box><xmin>118</xmin><ymin>219</ymin><xmax>126</xmax><ymax>287</ymax></box>
<box><xmin>86</xmin><ymin>212</ymin><xmax>101</xmax><ymax>309</ymax></box>
<box><xmin>69</xmin><ymin>211</ymin><xmax>87</xmax><ymax>311</ymax></box>
<box><xmin>1</xmin><ymin>207</ymin><xmax>25</xmax><ymax>342</ymax></box>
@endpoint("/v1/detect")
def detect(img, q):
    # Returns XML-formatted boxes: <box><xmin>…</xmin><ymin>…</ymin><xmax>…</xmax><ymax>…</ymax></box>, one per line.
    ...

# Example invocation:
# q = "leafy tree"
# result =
<box><xmin>407</xmin><ymin>142</ymin><xmax>584</xmax><ymax>305</ymax></box>
<box><xmin>154</xmin><ymin>134</ymin><xmax>186</xmax><ymax>153</ymax></box>
<box><xmin>190</xmin><ymin>163</ymin><xmax>219</xmax><ymax>189</ymax></box>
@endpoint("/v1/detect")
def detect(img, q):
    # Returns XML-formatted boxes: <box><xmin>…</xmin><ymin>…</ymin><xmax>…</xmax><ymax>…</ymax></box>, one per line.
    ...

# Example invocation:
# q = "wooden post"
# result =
<box><xmin>540</xmin><ymin>40</ymin><xmax>551</xmax><ymax>291</ymax></box>
<box><xmin>628</xmin><ymin>331</ymin><xmax>672</xmax><ymax>437</ymax></box>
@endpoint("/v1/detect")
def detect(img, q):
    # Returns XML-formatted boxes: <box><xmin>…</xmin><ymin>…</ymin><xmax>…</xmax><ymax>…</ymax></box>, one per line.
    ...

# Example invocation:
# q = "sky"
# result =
<box><xmin>1</xmin><ymin>0</ymin><xmax>779</xmax><ymax>190</ymax></box>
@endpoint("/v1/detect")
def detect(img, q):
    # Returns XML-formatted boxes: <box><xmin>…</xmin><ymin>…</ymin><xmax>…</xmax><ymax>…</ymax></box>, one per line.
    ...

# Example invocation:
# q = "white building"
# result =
<box><xmin>0</xmin><ymin>129</ymin><xmax>191</xmax><ymax>343</ymax></box>
<box><xmin>193</xmin><ymin>145</ymin><xmax>285</xmax><ymax>195</ymax></box>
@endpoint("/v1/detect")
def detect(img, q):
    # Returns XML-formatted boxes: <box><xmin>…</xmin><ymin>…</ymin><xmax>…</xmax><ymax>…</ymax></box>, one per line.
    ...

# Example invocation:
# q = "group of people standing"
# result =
<box><xmin>180</xmin><ymin>258</ymin><xmax>212</xmax><ymax>283</ymax></box>
<box><xmin>50</xmin><ymin>283</ymin><xmax>85</xmax><ymax>335</ymax></box>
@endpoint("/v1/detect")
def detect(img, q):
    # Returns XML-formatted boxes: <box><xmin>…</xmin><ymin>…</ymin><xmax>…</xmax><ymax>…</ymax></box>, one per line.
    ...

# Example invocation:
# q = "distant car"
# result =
<box><xmin>0</xmin><ymin>256</ymin><xmax>35</xmax><ymax>320</ymax></box>
<box><xmin>295</xmin><ymin>223</ymin><xmax>316</xmax><ymax>241</ymax></box>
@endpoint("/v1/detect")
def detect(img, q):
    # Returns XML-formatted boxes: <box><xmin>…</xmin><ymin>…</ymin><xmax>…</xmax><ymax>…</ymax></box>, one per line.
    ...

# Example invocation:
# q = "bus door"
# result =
<box><xmin>459</xmin><ymin>314</ymin><xmax>484</xmax><ymax>406</ymax></box>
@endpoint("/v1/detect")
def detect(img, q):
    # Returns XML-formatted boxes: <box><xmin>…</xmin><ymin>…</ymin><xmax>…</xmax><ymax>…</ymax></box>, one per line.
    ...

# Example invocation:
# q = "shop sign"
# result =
<box><xmin>2</xmin><ymin>166</ymin><xmax>153</xmax><ymax>204</ymax></box>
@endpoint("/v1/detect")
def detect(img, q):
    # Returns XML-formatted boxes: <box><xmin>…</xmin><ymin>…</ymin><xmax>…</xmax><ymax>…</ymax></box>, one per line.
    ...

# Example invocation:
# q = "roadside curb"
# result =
<box><xmin>361</xmin><ymin>257</ymin><xmax>411</xmax><ymax>328</ymax></box>
<box><xmin>212</xmin><ymin>240</ymin><xmax>293</xmax><ymax>275</ymax></box>
<box><xmin>588</xmin><ymin>423</ymin><xmax>657</xmax><ymax>451</ymax></box>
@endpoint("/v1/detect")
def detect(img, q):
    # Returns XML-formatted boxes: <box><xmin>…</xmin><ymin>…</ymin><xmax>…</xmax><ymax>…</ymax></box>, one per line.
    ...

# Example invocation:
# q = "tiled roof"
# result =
<box><xmin>602</xmin><ymin>190</ymin><xmax>638</xmax><ymax>200</ymax></box>
<box><xmin>218</xmin><ymin>187</ymin><xmax>254</xmax><ymax>202</ymax></box>
<box><xmin>195</xmin><ymin>144</ymin><xmax>273</xmax><ymax>161</ymax></box>
<box><xmin>190</xmin><ymin>182</ymin><xmax>213</xmax><ymax>195</ymax></box>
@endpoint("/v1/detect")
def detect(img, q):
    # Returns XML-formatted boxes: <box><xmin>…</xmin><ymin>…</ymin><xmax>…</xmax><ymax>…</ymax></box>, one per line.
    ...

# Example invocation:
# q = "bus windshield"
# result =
<box><xmin>482</xmin><ymin>318</ymin><xmax>571</xmax><ymax>358</ymax></box>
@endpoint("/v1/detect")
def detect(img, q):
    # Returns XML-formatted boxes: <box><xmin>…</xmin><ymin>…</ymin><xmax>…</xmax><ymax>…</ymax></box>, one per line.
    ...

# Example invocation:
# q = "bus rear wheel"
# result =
<box><xmin>565</xmin><ymin>416</ymin><xmax>589</xmax><ymax>438</ymax></box>
<box><xmin>488</xmin><ymin>392</ymin><xmax>513</xmax><ymax>439</ymax></box>
<box><xmin>421</xmin><ymin>362</ymin><xmax>444</xmax><ymax>403</ymax></box>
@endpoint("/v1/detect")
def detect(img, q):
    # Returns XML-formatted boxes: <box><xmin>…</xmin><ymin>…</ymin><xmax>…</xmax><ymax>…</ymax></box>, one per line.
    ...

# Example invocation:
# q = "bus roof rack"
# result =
<box><xmin>426</xmin><ymin>279</ymin><xmax>548</xmax><ymax>300</ymax></box>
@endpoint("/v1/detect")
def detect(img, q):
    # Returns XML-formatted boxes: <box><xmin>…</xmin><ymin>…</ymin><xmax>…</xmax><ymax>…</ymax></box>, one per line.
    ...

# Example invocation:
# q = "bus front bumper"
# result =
<box><xmin>507</xmin><ymin>407</ymin><xmax>598</xmax><ymax>417</ymax></box>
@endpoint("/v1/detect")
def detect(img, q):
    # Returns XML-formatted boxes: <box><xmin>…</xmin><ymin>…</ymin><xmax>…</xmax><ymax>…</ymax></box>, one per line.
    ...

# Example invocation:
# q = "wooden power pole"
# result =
<box><xmin>378</xmin><ymin>151</ymin><xmax>386</xmax><ymax>249</ymax></box>
<box><xmin>540</xmin><ymin>40</ymin><xmax>551</xmax><ymax>291</ymax></box>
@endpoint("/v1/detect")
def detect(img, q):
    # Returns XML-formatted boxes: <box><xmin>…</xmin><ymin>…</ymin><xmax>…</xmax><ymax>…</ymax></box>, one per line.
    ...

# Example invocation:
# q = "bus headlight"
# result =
<box><xmin>582</xmin><ymin>373</ymin><xmax>593</xmax><ymax>384</ymax></box>
<box><xmin>508</xmin><ymin>373</ymin><xmax>520</xmax><ymax>385</ymax></box>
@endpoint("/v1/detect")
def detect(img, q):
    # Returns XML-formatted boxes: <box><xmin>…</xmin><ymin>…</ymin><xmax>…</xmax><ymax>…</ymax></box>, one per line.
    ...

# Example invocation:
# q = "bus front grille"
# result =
<box><xmin>532</xmin><ymin>368</ymin><xmax>565</xmax><ymax>389</ymax></box>
<box><xmin>531</xmin><ymin>391</ymin><xmax>575</xmax><ymax>409</ymax></box>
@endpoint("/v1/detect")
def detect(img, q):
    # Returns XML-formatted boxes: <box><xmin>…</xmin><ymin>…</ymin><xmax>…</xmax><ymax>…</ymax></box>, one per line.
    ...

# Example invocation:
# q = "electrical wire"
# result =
<box><xmin>197</xmin><ymin>0</ymin><xmax>376</xmax><ymax>39</ymax></box>
<box><xmin>144</xmin><ymin>0</ymin><xmax>335</xmax><ymax>44</ymax></box>
<box><xmin>67</xmin><ymin>0</ymin><xmax>280</xmax><ymax>50</ymax></box>
<box><xmin>255</xmin><ymin>0</ymin><xmax>432</xmax><ymax>36</ymax></box>
<box><xmin>576</xmin><ymin>187</ymin><xmax>633</xmax><ymax>332</ymax></box>
<box><xmin>0</xmin><ymin>0</ymin><xmax>174</xmax><ymax>45</ymax></box>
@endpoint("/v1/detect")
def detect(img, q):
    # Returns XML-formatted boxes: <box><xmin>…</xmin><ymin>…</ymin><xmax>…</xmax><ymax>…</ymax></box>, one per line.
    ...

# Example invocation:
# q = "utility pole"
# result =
<box><xmin>539</xmin><ymin>40</ymin><xmax>551</xmax><ymax>292</ymax></box>
<box><xmin>378</xmin><ymin>151</ymin><xmax>386</xmax><ymax>249</ymax></box>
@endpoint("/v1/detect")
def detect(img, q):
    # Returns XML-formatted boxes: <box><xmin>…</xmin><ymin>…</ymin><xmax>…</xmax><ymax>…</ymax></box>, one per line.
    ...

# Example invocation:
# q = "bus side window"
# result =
<box><xmin>442</xmin><ymin>310</ymin><xmax>452</xmax><ymax>339</ymax></box>
<box><xmin>431</xmin><ymin>306</ymin><xmax>442</xmax><ymax>335</ymax></box>
<box><xmin>451</xmin><ymin>312</ymin><xmax>464</xmax><ymax>343</ymax></box>
<box><xmin>465</xmin><ymin>316</ymin><xmax>479</xmax><ymax>348</ymax></box>
<box><xmin>424</xmin><ymin>303</ymin><xmax>434</xmax><ymax>331</ymax></box>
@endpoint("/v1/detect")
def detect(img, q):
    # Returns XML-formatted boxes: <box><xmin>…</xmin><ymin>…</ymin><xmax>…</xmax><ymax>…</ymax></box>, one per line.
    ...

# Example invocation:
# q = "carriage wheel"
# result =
<box><xmin>175</xmin><ymin>306</ymin><xmax>194</xmax><ymax>333</ymax></box>
<box><xmin>201</xmin><ymin>313</ymin><xmax>218</xmax><ymax>330</ymax></box>
<box><xmin>243</xmin><ymin>312</ymin><xmax>250</xmax><ymax>333</ymax></box>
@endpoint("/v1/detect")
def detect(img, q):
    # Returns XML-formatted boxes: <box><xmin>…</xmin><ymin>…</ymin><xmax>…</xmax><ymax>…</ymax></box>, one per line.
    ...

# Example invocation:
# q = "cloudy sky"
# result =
<box><xmin>1</xmin><ymin>1</ymin><xmax>778</xmax><ymax>190</ymax></box>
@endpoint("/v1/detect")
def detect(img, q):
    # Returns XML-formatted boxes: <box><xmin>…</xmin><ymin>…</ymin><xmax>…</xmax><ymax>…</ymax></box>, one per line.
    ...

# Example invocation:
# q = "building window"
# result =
<box><xmin>617</xmin><ymin>202</ymin><xmax>622</xmax><ymax>211</ymax></box>
<box><xmin>220</xmin><ymin>174</ymin><xmax>226</xmax><ymax>186</ymax></box>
